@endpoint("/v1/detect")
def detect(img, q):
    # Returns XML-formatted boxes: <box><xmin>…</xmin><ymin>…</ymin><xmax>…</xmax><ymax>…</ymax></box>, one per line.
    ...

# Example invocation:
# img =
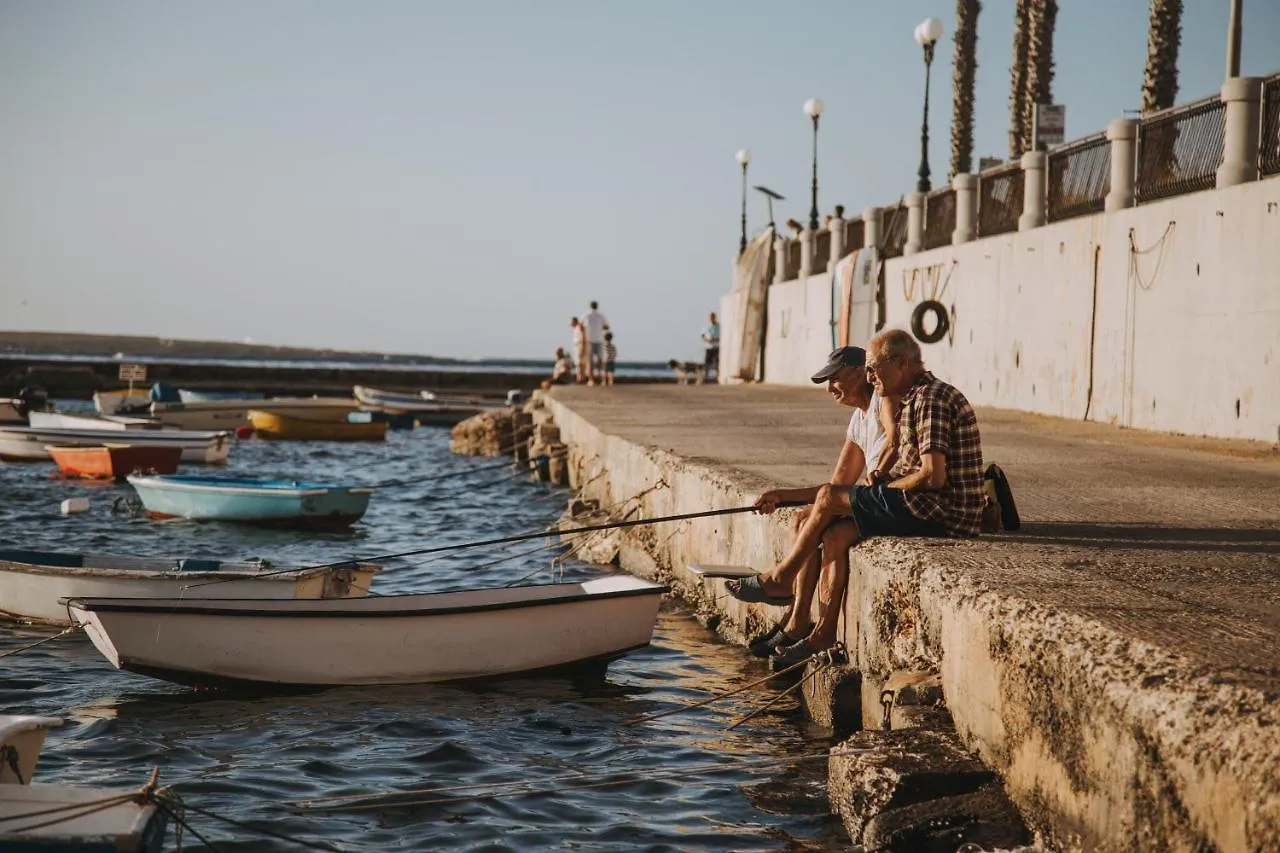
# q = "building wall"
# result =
<box><xmin>731</xmin><ymin>179</ymin><xmax>1280</xmax><ymax>441</ymax></box>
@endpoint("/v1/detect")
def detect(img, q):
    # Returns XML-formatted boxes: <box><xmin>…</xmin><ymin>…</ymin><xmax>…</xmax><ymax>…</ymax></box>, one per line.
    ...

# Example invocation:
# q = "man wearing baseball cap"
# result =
<box><xmin>728</xmin><ymin>329</ymin><xmax>985</xmax><ymax>669</ymax></box>
<box><xmin>732</xmin><ymin>344</ymin><xmax>898</xmax><ymax>667</ymax></box>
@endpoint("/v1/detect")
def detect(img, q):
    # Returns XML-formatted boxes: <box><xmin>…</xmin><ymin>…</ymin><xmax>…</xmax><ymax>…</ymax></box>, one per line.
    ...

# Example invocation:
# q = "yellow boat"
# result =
<box><xmin>248</xmin><ymin>410</ymin><xmax>389</xmax><ymax>442</ymax></box>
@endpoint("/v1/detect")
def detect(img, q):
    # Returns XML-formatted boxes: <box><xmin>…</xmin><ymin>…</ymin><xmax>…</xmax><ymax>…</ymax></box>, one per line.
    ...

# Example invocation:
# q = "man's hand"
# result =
<box><xmin>753</xmin><ymin>490</ymin><xmax>786</xmax><ymax>515</ymax></box>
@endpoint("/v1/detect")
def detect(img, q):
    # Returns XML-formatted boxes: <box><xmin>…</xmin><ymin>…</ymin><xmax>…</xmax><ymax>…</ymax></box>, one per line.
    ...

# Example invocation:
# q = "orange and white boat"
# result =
<box><xmin>46</xmin><ymin>444</ymin><xmax>183</xmax><ymax>481</ymax></box>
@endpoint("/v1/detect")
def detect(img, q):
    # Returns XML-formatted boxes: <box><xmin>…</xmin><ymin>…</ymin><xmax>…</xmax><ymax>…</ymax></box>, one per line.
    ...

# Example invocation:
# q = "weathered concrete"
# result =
<box><xmin>543</xmin><ymin>384</ymin><xmax>1280</xmax><ymax>853</ymax></box>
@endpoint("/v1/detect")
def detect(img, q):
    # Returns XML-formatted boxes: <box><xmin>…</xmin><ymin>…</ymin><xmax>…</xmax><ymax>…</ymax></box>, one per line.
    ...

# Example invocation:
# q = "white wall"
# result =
<box><xmin>730</xmin><ymin>179</ymin><xmax>1280</xmax><ymax>441</ymax></box>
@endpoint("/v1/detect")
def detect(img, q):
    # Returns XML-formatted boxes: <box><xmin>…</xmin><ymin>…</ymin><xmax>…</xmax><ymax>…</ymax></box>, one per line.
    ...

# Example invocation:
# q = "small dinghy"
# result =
<box><xmin>0</xmin><ymin>549</ymin><xmax>379</xmax><ymax>626</ymax></box>
<box><xmin>66</xmin><ymin>575</ymin><xmax>667</xmax><ymax>688</ymax></box>
<box><xmin>46</xmin><ymin>444</ymin><xmax>183</xmax><ymax>480</ymax></box>
<box><xmin>353</xmin><ymin>385</ymin><xmax>498</xmax><ymax>427</ymax></box>
<box><xmin>127</xmin><ymin>474</ymin><xmax>373</xmax><ymax>528</ymax></box>
<box><xmin>0</xmin><ymin>425</ymin><xmax>232</xmax><ymax>464</ymax></box>
<box><xmin>248</xmin><ymin>409</ymin><xmax>389</xmax><ymax>442</ymax></box>
<box><xmin>1</xmin><ymin>716</ymin><xmax>170</xmax><ymax>852</ymax></box>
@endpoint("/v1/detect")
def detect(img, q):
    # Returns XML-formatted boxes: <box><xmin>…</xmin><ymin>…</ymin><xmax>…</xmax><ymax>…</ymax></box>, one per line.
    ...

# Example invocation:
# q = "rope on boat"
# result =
<box><xmin>0</xmin><ymin>624</ymin><xmax>82</xmax><ymax>658</ymax></box>
<box><xmin>291</xmin><ymin>752</ymin><xmax>833</xmax><ymax>813</ymax></box>
<box><xmin>160</xmin><ymin>798</ymin><xmax>343</xmax><ymax>852</ymax></box>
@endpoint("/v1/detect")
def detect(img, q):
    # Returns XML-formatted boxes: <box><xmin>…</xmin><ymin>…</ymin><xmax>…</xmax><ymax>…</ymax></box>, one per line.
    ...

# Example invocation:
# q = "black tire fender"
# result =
<box><xmin>910</xmin><ymin>299</ymin><xmax>949</xmax><ymax>344</ymax></box>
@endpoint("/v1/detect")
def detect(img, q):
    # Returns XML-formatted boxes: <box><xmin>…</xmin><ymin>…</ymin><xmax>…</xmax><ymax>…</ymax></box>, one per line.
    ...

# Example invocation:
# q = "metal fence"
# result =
<box><xmin>921</xmin><ymin>188</ymin><xmax>956</xmax><ymax>250</ymax></box>
<box><xmin>977</xmin><ymin>164</ymin><xmax>1023</xmax><ymax>236</ymax></box>
<box><xmin>1047</xmin><ymin>132</ymin><xmax>1111</xmax><ymax>221</ymax></box>
<box><xmin>1262</xmin><ymin>73</ymin><xmax>1280</xmax><ymax>177</ymax></box>
<box><xmin>881</xmin><ymin>204</ymin><xmax>908</xmax><ymax>258</ymax></box>
<box><xmin>843</xmin><ymin>218</ymin><xmax>865</xmax><ymax>255</ymax></box>
<box><xmin>1135</xmin><ymin>94</ymin><xmax>1225</xmax><ymax>203</ymax></box>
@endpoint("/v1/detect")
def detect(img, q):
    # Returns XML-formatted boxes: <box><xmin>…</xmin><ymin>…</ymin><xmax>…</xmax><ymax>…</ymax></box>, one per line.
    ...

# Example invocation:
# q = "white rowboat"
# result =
<box><xmin>0</xmin><ymin>549</ymin><xmax>379</xmax><ymax>626</ymax></box>
<box><xmin>68</xmin><ymin>575</ymin><xmax>666</xmax><ymax>688</ymax></box>
<box><xmin>0</xmin><ymin>425</ymin><xmax>232</xmax><ymax>464</ymax></box>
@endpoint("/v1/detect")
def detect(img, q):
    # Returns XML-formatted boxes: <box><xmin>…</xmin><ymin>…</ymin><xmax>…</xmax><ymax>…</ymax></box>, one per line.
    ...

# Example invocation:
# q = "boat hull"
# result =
<box><xmin>0</xmin><ymin>551</ymin><xmax>378</xmax><ymax>626</ymax></box>
<box><xmin>127</xmin><ymin>475</ymin><xmax>372</xmax><ymax>528</ymax></box>
<box><xmin>0</xmin><ymin>783</ymin><xmax>168</xmax><ymax>852</ymax></box>
<box><xmin>46</xmin><ymin>445</ymin><xmax>183</xmax><ymax>480</ymax></box>
<box><xmin>148</xmin><ymin>398</ymin><xmax>359</xmax><ymax>430</ymax></box>
<box><xmin>68</xmin><ymin>576</ymin><xmax>665</xmax><ymax>687</ymax></box>
<box><xmin>0</xmin><ymin>427</ymin><xmax>231</xmax><ymax>464</ymax></box>
<box><xmin>248</xmin><ymin>410</ymin><xmax>389</xmax><ymax>442</ymax></box>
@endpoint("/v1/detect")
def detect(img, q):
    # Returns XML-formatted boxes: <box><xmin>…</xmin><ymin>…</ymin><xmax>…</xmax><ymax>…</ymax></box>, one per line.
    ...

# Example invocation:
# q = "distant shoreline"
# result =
<box><xmin>0</xmin><ymin>330</ymin><xmax>668</xmax><ymax>371</ymax></box>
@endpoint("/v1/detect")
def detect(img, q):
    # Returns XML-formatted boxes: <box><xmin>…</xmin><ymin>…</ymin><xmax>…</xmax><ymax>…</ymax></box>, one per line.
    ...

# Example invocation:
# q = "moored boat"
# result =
<box><xmin>0</xmin><ymin>716</ymin><xmax>170</xmax><ymax>851</ymax></box>
<box><xmin>0</xmin><ymin>425</ymin><xmax>232</xmax><ymax>464</ymax></box>
<box><xmin>0</xmin><ymin>549</ymin><xmax>378</xmax><ymax>626</ymax></box>
<box><xmin>354</xmin><ymin>385</ymin><xmax>500</xmax><ymax>426</ymax></box>
<box><xmin>127</xmin><ymin>474</ymin><xmax>373</xmax><ymax>528</ymax></box>
<box><xmin>29</xmin><ymin>411</ymin><xmax>163</xmax><ymax>430</ymax></box>
<box><xmin>67</xmin><ymin>575</ymin><xmax>667</xmax><ymax>688</ymax></box>
<box><xmin>248</xmin><ymin>410</ymin><xmax>389</xmax><ymax>442</ymax></box>
<box><xmin>46</xmin><ymin>444</ymin><xmax>184</xmax><ymax>480</ymax></box>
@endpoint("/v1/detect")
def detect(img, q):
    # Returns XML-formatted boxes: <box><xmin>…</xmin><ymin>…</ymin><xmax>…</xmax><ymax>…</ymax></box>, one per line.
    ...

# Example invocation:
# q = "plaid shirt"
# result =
<box><xmin>890</xmin><ymin>371</ymin><xmax>985</xmax><ymax>537</ymax></box>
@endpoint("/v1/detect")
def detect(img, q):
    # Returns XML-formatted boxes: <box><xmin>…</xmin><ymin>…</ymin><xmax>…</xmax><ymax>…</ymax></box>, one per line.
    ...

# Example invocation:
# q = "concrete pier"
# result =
<box><xmin>540</xmin><ymin>384</ymin><xmax>1279</xmax><ymax>852</ymax></box>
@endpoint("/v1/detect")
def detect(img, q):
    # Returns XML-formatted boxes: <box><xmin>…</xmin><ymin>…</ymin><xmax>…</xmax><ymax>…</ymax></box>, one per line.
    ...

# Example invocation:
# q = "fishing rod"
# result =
<box><xmin>182</xmin><ymin>501</ymin><xmax>806</xmax><ymax>590</ymax></box>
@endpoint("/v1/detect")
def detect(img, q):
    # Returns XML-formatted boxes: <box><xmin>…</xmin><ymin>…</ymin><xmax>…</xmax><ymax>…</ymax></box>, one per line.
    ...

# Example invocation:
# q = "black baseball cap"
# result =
<box><xmin>810</xmin><ymin>346</ymin><xmax>867</xmax><ymax>383</ymax></box>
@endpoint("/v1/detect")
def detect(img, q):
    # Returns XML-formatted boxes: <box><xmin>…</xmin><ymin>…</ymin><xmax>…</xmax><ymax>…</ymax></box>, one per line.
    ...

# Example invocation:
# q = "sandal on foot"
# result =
<box><xmin>748</xmin><ymin>624</ymin><xmax>808</xmax><ymax>658</ymax></box>
<box><xmin>725</xmin><ymin>575</ymin><xmax>794</xmax><ymax>606</ymax></box>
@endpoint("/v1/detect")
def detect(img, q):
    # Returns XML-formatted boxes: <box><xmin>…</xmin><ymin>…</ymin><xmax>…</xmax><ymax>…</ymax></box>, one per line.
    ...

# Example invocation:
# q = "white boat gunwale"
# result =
<box><xmin>126</xmin><ymin>475</ymin><xmax>362</xmax><ymax>498</ymax></box>
<box><xmin>66</xmin><ymin>579</ymin><xmax>668</xmax><ymax>619</ymax></box>
<box><xmin>3</xmin><ymin>559</ymin><xmax>376</xmax><ymax>583</ymax></box>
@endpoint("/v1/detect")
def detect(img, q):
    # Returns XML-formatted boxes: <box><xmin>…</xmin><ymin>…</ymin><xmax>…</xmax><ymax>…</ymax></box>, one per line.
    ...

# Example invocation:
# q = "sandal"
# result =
<box><xmin>769</xmin><ymin>638</ymin><xmax>824</xmax><ymax>671</ymax></box>
<box><xmin>748</xmin><ymin>623</ymin><xmax>810</xmax><ymax>658</ymax></box>
<box><xmin>725</xmin><ymin>575</ymin><xmax>794</xmax><ymax>606</ymax></box>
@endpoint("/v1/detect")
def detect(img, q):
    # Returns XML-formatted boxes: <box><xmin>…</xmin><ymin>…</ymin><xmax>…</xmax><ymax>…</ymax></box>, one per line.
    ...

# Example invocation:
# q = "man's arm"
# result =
<box><xmin>886</xmin><ymin>450</ymin><xmax>947</xmax><ymax>491</ymax></box>
<box><xmin>755</xmin><ymin>440</ymin><xmax>865</xmax><ymax>513</ymax></box>
<box><xmin>867</xmin><ymin>397</ymin><xmax>901</xmax><ymax>483</ymax></box>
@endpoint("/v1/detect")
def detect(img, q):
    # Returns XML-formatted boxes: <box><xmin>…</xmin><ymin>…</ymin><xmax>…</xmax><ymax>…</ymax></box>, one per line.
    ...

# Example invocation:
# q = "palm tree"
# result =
<box><xmin>1141</xmin><ymin>0</ymin><xmax>1182</xmax><ymax>114</ymax></box>
<box><xmin>950</xmin><ymin>0</ymin><xmax>982</xmax><ymax>179</ymax></box>
<box><xmin>1007</xmin><ymin>0</ymin><xmax>1031</xmax><ymax>158</ymax></box>
<box><xmin>1022</xmin><ymin>0</ymin><xmax>1058</xmax><ymax>151</ymax></box>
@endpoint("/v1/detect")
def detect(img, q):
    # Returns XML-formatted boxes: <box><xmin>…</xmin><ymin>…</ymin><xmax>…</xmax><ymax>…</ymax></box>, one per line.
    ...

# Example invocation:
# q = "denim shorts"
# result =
<box><xmin>848</xmin><ymin>484</ymin><xmax>947</xmax><ymax>538</ymax></box>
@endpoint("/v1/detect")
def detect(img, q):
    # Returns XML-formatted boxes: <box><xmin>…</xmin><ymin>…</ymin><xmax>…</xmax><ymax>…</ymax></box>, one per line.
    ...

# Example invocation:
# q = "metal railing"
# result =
<box><xmin>1262</xmin><ymin>73</ymin><xmax>1280</xmax><ymax>176</ymax></box>
<box><xmin>977</xmin><ymin>164</ymin><xmax>1023</xmax><ymax>236</ymax></box>
<box><xmin>921</xmin><ymin>188</ymin><xmax>956</xmax><ymax>250</ymax></box>
<box><xmin>1047</xmin><ymin>132</ymin><xmax>1111</xmax><ymax>221</ymax></box>
<box><xmin>1135</xmin><ymin>94</ymin><xmax>1225</xmax><ymax>203</ymax></box>
<box><xmin>843</xmin><ymin>218</ymin><xmax>865</xmax><ymax>255</ymax></box>
<box><xmin>881</xmin><ymin>204</ymin><xmax>908</xmax><ymax>258</ymax></box>
<box><xmin>812</xmin><ymin>229</ymin><xmax>831</xmax><ymax>276</ymax></box>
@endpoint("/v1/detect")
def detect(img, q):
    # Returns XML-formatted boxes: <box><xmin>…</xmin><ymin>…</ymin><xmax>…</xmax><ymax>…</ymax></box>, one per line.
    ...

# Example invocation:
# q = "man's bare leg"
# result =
<box><xmin>753</xmin><ymin>484</ymin><xmax>853</xmax><ymax>597</ymax></box>
<box><xmin>783</xmin><ymin>509</ymin><xmax>818</xmax><ymax>639</ymax></box>
<box><xmin>808</xmin><ymin>518</ymin><xmax>861</xmax><ymax>649</ymax></box>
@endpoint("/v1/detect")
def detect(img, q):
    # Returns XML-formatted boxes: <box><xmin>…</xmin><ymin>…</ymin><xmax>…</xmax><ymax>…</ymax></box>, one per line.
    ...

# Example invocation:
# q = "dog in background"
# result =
<box><xmin>667</xmin><ymin>359</ymin><xmax>706</xmax><ymax>385</ymax></box>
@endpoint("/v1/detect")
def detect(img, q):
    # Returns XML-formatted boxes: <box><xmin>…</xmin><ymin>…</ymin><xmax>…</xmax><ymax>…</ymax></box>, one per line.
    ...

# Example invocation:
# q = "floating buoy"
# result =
<box><xmin>60</xmin><ymin>497</ymin><xmax>90</xmax><ymax>515</ymax></box>
<box><xmin>235</xmin><ymin>425</ymin><xmax>254</xmax><ymax>440</ymax></box>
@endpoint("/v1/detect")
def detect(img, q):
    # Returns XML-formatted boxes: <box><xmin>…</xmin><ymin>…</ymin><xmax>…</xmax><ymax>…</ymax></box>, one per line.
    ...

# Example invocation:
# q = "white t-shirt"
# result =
<box><xmin>571</xmin><ymin>324</ymin><xmax>586</xmax><ymax>350</ymax></box>
<box><xmin>845</xmin><ymin>393</ymin><xmax>888</xmax><ymax>480</ymax></box>
<box><xmin>582</xmin><ymin>310</ymin><xmax>609</xmax><ymax>344</ymax></box>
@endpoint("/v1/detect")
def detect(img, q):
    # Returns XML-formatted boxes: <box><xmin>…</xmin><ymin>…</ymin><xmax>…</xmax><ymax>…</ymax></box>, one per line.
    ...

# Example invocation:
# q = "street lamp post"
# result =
<box><xmin>804</xmin><ymin>98</ymin><xmax>824</xmax><ymax>231</ymax></box>
<box><xmin>914</xmin><ymin>17</ymin><xmax>945</xmax><ymax>194</ymax></box>
<box><xmin>735</xmin><ymin>149</ymin><xmax>751</xmax><ymax>254</ymax></box>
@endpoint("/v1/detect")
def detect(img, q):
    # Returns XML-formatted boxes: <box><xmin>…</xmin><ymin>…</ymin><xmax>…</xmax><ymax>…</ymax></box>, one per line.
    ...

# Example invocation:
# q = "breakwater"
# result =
<box><xmin>524</xmin><ymin>384</ymin><xmax>1280</xmax><ymax>852</ymax></box>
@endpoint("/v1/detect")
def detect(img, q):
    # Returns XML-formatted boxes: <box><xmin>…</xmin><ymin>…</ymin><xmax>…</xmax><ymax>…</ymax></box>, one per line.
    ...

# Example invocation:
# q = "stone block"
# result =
<box><xmin>828</xmin><ymin>728</ymin><xmax>997</xmax><ymax>843</ymax></box>
<box><xmin>801</xmin><ymin>663</ymin><xmax>862</xmax><ymax>735</ymax></box>
<box><xmin>862</xmin><ymin>784</ymin><xmax>1031</xmax><ymax>853</ymax></box>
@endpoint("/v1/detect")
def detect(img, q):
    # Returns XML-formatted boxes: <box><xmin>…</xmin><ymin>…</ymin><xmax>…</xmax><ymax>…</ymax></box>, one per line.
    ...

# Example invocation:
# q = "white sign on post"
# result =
<box><xmin>1037</xmin><ymin>104</ymin><xmax>1066</xmax><ymax>147</ymax></box>
<box><xmin>118</xmin><ymin>364</ymin><xmax>147</xmax><ymax>383</ymax></box>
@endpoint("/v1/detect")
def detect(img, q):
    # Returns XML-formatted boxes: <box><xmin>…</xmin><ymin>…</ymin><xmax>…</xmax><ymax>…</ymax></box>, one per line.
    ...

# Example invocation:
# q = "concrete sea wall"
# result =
<box><xmin>735</xmin><ymin>179</ymin><xmax>1280</xmax><ymax>442</ymax></box>
<box><xmin>541</xmin><ymin>391</ymin><xmax>1279</xmax><ymax>852</ymax></box>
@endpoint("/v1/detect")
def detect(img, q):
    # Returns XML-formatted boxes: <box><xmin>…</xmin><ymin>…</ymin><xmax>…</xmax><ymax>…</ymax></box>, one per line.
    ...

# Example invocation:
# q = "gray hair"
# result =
<box><xmin>869</xmin><ymin>329</ymin><xmax>922</xmax><ymax>365</ymax></box>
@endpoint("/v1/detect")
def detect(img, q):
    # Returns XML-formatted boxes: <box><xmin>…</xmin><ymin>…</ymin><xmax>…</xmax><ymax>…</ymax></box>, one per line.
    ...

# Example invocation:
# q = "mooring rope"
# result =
<box><xmin>0</xmin><ymin>624</ymin><xmax>82</xmax><ymax>658</ymax></box>
<box><xmin>726</xmin><ymin>654</ymin><xmax>835</xmax><ymax>731</ymax></box>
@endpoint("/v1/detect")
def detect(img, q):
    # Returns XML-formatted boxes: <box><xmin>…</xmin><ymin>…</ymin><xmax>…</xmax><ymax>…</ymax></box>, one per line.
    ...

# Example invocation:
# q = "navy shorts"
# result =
<box><xmin>847</xmin><ymin>484</ymin><xmax>946</xmax><ymax>538</ymax></box>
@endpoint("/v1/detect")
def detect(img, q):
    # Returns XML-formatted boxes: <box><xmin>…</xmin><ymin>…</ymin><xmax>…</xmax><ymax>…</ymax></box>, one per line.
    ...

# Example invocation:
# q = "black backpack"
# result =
<box><xmin>983</xmin><ymin>463</ymin><xmax>1021</xmax><ymax>532</ymax></box>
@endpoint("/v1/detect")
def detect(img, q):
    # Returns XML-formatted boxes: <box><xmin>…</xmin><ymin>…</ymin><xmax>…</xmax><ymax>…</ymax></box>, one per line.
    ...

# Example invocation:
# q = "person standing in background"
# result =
<box><xmin>581</xmin><ymin>301</ymin><xmax>610</xmax><ymax>386</ymax></box>
<box><xmin>701</xmin><ymin>312</ymin><xmax>720</xmax><ymax>381</ymax></box>
<box><xmin>570</xmin><ymin>316</ymin><xmax>588</xmax><ymax>383</ymax></box>
<box><xmin>603</xmin><ymin>331</ymin><xmax>618</xmax><ymax>387</ymax></box>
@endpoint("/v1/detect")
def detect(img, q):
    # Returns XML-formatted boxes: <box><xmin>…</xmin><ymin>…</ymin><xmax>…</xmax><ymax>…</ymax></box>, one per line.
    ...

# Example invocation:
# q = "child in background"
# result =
<box><xmin>603</xmin><ymin>331</ymin><xmax>618</xmax><ymax>387</ymax></box>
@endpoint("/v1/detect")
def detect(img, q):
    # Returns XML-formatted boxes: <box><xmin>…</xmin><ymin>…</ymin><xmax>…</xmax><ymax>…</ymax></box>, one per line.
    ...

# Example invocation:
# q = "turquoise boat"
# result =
<box><xmin>127</xmin><ymin>474</ymin><xmax>373</xmax><ymax>529</ymax></box>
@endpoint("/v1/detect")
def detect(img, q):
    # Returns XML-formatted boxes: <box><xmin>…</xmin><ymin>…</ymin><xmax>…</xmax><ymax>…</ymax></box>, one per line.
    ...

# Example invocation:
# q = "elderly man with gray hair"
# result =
<box><xmin>728</xmin><ymin>328</ymin><xmax>986</xmax><ymax>667</ymax></box>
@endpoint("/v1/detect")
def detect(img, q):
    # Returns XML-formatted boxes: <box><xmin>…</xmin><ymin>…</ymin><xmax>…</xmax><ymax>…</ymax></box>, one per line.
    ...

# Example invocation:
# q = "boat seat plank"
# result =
<box><xmin>686</xmin><ymin>563</ymin><xmax>759</xmax><ymax>579</ymax></box>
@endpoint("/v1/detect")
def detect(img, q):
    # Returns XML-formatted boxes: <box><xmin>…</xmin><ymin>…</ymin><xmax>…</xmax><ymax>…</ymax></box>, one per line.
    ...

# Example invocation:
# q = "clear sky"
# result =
<box><xmin>1</xmin><ymin>1</ymin><xmax>1275</xmax><ymax>361</ymax></box>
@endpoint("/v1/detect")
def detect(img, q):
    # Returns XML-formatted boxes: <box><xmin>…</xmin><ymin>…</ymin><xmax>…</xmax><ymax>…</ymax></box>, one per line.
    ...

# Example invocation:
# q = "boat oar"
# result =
<box><xmin>181</xmin><ymin>501</ymin><xmax>808</xmax><ymax>590</ymax></box>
